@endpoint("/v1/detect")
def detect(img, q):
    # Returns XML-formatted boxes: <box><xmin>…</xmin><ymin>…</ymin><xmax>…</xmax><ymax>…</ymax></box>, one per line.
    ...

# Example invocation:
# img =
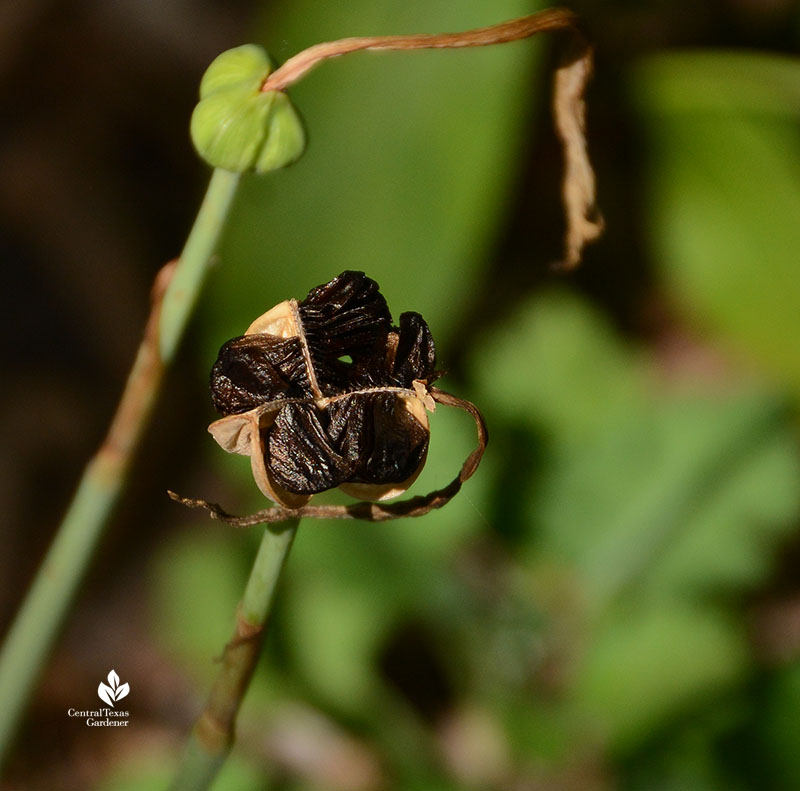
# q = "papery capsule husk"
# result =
<box><xmin>171</xmin><ymin>385</ymin><xmax>486</xmax><ymax>524</ymax></box>
<box><xmin>208</xmin><ymin>402</ymin><xmax>311</xmax><ymax>510</ymax></box>
<box><xmin>207</xmin><ymin>273</ymin><xmax>436</xmax><ymax>508</ymax></box>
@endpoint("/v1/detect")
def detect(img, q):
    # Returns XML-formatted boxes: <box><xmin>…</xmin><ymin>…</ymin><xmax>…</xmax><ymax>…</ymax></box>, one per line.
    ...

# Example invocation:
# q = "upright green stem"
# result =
<box><xmin>159</xmin><ymin>169</ymin><xmax>242</xmax><ymax>360</ymax></box>
<box><xmin>0</xmin><ymin>168</ymin><xmax>241</xmax><ymax>771</ymax></box>
<box><xmin>171</xmin><ymin>520</ymin><xmax>300</xmax><ymax>791</ymax></box>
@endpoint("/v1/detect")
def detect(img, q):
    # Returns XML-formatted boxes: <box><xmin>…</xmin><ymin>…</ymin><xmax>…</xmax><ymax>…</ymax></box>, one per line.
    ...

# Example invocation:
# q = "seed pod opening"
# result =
<box><xmin>209</xmin><ymin>271</ymin><xmax>438</xmax><ymax>508</ymax></box>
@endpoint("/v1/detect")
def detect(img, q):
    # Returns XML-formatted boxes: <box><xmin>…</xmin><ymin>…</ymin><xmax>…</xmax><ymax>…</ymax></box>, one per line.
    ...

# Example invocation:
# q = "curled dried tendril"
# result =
<box><xmin>171</xmin><ymin>271</ymin><xmax>487</xmax><ymax>524</ymax></box>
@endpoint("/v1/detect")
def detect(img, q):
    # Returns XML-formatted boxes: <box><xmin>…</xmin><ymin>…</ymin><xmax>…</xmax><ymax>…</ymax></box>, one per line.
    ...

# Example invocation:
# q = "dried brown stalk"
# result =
<box><xmin>262</xmin><ymin>8</ymin><xmax>603</xmax><ymax>269</ymax></box>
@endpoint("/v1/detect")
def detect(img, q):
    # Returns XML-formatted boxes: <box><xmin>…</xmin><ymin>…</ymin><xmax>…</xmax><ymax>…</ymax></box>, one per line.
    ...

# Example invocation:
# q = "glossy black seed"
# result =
<box><xmin>299</xmin><ymin>270</ymin><xmax>392</xmax><ymax>361</ymax></box>
<box><xmin>210</xmin><ymin>335</ymin><xmax>310</xmax><ymax>415</ymax></box>
<box><xmin>355</xmin><ymin>395</ymin><xmax>428</xmax><ymax>484</ymax></box>
<box><xmin>267</xmin><ymin>404</ymin><xmax>351</xmax><ymax>494</ymax></box>
<box><xmin>390</xmin><ymin>312</ymin><xmax>437</xmax><ymax>386</ymax></box>
<box><xmin>325</xmin><ymin>395</ymin><xmax>367</xmax><ymax>468</ymax></box>
<box><xmin>327</xmin><ymin>393</ymin><xmax>429</xmax><ymax>485</ymax></box>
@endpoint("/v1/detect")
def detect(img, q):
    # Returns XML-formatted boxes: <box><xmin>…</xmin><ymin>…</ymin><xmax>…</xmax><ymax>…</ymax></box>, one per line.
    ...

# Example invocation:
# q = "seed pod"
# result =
<box><xmin>190</xmin><ymin>44</ymin><xmax>306</xmax><ymax>173</ymax></box>
<box><xmin>209</xmin><ymin>272</ymin><xmax>438</xmax><ymax>508</ymax></box>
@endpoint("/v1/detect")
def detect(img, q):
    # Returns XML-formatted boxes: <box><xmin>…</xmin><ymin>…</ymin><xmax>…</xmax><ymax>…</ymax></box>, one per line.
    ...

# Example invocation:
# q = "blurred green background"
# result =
<box><xmin>3</xmin><ymin>1</ymin><xmax>800</xmax><ymax>789</ymax></box>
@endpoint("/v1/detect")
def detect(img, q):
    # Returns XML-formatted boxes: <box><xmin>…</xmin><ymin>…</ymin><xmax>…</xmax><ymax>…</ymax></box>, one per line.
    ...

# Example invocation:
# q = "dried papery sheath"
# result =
<box><xmin>208</xmin><ymin>272</ymin><xmax>439</xmax><ymax>508</ymax></box>
<box><xmin>171</xmin><ymin>384</ymin><xmax>486</xmax><ymax>524</ymax></box>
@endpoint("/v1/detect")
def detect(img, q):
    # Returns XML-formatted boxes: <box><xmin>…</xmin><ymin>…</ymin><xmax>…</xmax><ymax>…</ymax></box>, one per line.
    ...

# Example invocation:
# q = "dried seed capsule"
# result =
<box><xmin>208</xmin><ymin>272</ymin><xmax>437</xmax><ymax>507</ymax></box>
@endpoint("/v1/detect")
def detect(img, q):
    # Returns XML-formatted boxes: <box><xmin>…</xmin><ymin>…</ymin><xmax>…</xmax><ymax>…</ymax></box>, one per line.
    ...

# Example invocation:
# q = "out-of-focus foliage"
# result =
<box><xmin>95</xmin><ymin>751</ymin><xmax>264</xmax><ymax>791</ymax></box>
<box><xmin>472</xmin><ymin>292</ymin><xmax>799</xmax><ymax>752</ymax></box>
<box><xmin>92</xmin><ymin>3</ymin><xmax>800</xmax><ymax>790</ymax></box>
<box><xmin>633</xmin><ymin>52</ymin><xmax>800</xmax><ymax>399</ymax></box>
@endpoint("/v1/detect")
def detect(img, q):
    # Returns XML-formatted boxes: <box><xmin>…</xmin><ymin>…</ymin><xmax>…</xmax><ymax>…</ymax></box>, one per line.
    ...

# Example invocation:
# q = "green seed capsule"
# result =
<box><xmin>191</xmin><ymin>44</ymin><xmax>306</xmax><ymax>173</ymax></box>
<box><xmin>255</xmin><ymin>92</ymin><xmax>306</xmax><ymax>174</ymax></box>
<box><xmin>199</xmin><ymin>44</ymin><xmax>272</xmax><ymax>98</ymax></box>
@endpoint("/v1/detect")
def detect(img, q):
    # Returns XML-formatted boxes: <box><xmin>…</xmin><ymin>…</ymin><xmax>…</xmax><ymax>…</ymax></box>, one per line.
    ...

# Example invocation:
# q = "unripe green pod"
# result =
<box><xmin>199</xmin><ymin>44</ymin><xmax>271</xmax><ymax>98</ymax></box>
<box><xmin>191</xmin><ymin>44</ymin><xmax>306</xmax><ymax>173</ymax></box>
<box><xmin>255</xmin><ymin>92</ymin><xmax>306</xmax><ymax>174</ymax></box>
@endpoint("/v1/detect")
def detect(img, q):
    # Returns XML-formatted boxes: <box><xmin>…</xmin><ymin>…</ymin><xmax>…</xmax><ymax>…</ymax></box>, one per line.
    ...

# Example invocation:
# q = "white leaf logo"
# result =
<box><xmin>97</xmin><ymin>669</ymin><xmax>130</xmax><ymax>707</ymax></box>
<box><xmin>115</xmin><ymin>682</ymin><xmax>130</xmax><ymax>702</ymax></box>
<box><xmin>97</xmin><ymin>682</ymin><xmax>115</xmax><ymax>706</ymax></box>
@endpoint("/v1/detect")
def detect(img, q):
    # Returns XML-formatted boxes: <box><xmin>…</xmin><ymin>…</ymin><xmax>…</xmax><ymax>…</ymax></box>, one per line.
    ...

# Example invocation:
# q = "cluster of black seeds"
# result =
<box><xmin>210</xmin><ymin>271</ymin><xmax>438</xmax><ymax>496</ymax></box>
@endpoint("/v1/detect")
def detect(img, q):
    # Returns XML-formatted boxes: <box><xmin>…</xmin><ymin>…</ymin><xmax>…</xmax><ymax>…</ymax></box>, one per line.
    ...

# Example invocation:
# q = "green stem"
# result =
<box><xmin>171</xmin><ymin>520</ymin><xmax>300</xmax><ymax>791</ymax></box>
<box><xmin>159</xmin><ymin>169</ymin><xmax>242</xmax><ymax>360</ymax></box>
<box><xmin>0</xmin><ymin>167</ymin><xmax>241</xmax><ymax>771</ymax></box>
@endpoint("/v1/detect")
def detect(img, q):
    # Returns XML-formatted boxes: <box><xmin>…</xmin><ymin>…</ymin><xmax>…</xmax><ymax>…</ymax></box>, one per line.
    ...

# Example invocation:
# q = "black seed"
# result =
<box><xmin>390</xmin><ymin>312</ymin><xmax>437</xmax><ymax>386</ymax></box>
<box><xmin>210</xmin><ymin>335</ymin><xmax>310</xmax><ymax>415</ymax></box>
<box><xmin>328</xmin><ymin>393</ymin><xmax>428</xmax><ymax>485</ymax></box>
<box><xmin>267</xmin><ymin>404</ymin><xmax>351</xmax><ymax>494</ymax></box>
<box><xmin>299</xmin><ymin>271</ymin><xmax>392</xmax><ymax>363</ymax></box>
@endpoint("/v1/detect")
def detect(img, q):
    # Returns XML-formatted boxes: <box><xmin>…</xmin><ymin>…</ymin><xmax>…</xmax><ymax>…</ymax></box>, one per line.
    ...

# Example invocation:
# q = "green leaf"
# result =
<box><xmin>471</xmin><ymin>289</ymin><xmax>648</xmax><ymax>443</ymax></box>
<box><xmin>631</xmin><ymin>51</ymin><xmax>800</xmax><ymax>400</ymax></box>
<box><xmin>574</xmin><ymin>604</ymin><xmax>747</xmax><ymax>753</ymax></box>
<box><xmin>470</xmin><ymin>289</ymin><xmax>800</xmax><ymax>749</ymax></box>
<box><xmin>472</xmin><ymin>290</ymin><xmax>800</xmax><ymax>605</ymax></box>
<box><xmin>534</xmin><ymin>393</ymin><xmax>800</xmax><ymax>607</ymax></box>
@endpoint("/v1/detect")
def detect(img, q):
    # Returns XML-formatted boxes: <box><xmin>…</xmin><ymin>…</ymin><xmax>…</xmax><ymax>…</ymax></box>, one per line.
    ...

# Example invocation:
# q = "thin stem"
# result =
<box><xmin>0</xmin><ymin>167</ymin><xmax>241</xmax><ymax>771</ymax></box>
<box><xmin>160</xmin><ymin>169</ymin><xmax>242</xmax><ymax>360</ymax></box>
<box><xmin>171</xmin><ymin>520</ymin><xmax>300</xmax><ymax>791</ymax></box>
<box><xmin>262</xmin><ymin>8</ymin><xmax>578</xmax><ymax>92</ymax></box>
